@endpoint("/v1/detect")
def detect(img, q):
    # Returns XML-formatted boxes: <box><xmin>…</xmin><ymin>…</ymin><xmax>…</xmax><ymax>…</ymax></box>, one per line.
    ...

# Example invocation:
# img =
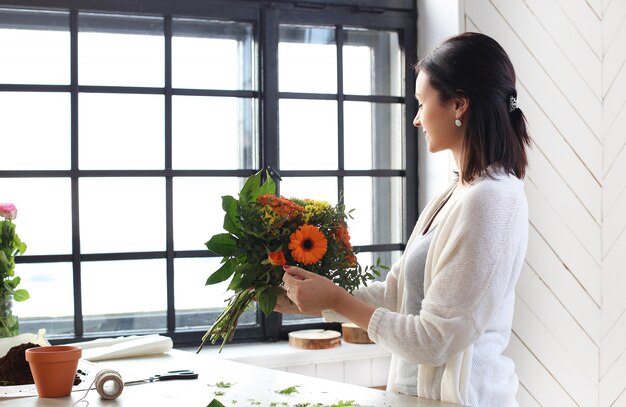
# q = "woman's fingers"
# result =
<box><xmin>274</xmin><ymin>288</ymin><xmax>301</xmax><ymax>314</ymax></box>
<box><xmin>282</xmin><ymin>265</ymin><xmax>318</xmax><ymax>290</ymax></box>
<box><xmin>283</xmin><ymin>265</ymin><xmax>314</xmax><ymax>279</ymax></box>
<box><xmin>282</xmin><ymin>265</ymin><xmax>305</xmax><ymax>289</ymax></box>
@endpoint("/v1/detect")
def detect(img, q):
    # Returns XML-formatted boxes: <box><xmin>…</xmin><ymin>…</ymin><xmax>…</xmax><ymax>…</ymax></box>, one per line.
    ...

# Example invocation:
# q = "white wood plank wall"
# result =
<box><xmin>456</xmin><ymin>0</ymin><xmax>626</xmax><ymax>405</ymax></box>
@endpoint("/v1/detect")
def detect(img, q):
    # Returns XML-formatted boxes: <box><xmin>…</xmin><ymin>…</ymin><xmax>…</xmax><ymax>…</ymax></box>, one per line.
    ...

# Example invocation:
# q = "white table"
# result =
<box><xmin>1</xmin><ymin>349</ymin><xmax>464</xmax><ymax>406</ymax></box>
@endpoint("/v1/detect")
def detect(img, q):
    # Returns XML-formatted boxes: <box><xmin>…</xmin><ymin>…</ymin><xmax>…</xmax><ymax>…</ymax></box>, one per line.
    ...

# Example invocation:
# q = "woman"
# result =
<box><xmin>277</xmin><ymin>32</ymin><xmax>531</xmax><ymax>407</ymax></box>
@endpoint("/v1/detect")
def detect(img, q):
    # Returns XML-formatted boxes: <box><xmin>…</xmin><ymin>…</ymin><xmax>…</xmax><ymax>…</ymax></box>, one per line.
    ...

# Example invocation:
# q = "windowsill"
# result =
<box><xmin>183</xmin><ymin>340</ymin><xmax>391</xmax><ymax>369</ymax></box>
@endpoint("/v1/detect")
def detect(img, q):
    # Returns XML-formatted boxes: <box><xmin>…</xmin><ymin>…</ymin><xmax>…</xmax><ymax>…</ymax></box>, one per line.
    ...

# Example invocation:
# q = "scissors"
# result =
<box><xmin>124</xmin><ymin>370</ymin><xmax>198</xmax><ymax>386</ymax></box>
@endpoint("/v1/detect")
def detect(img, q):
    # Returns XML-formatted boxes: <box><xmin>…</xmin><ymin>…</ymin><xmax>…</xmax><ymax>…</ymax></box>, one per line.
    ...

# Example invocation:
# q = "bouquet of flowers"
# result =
<box><xmin>1</xmin><ymin>203</ymin><xmax>29</xmax><ymax>337</ymax></box>
<box><xmin>0</xmin><ymin>203</ymin><xmax>28</xmax><ymax>302</ymax></box>
<box><xmin>198</xmin><ymin>169</ymin><xmax>385</xmax><ymax>352</ymax></box>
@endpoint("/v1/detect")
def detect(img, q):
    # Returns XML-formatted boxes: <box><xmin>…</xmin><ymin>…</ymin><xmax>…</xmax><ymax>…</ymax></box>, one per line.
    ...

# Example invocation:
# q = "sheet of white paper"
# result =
<box><xmin>0</xmin><ymin>329</ymin><xmax>50</xmax><ymax>358</ymax></box>
<box><xmin>70</xmin><ymin>335</ymin><xmax>173</xmax><ymax>361</ymax></box>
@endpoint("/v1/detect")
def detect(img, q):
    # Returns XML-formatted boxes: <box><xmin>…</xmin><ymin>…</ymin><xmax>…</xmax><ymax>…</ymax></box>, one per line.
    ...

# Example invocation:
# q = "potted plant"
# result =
<box><xmin>0</xmin><ymin>203</ymin><xmax>29</xmax><ymax>337</ymax></box>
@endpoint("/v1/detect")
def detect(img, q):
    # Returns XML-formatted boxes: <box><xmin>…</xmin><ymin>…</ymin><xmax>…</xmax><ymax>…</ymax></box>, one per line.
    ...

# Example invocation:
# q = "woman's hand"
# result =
<box><xmin>282</xmin><ymin>265</ymin><xmax>346</xmax><ymax>315</ymax></box>
<box><xmin>282</xmin><ymin>265</ymin><xmax>376</xmax><ymax>332</ymax></box>
<box><xmin>273</xmin><ymin>287</ymin><xmax>305</xmax><ymax>315</ymax></box>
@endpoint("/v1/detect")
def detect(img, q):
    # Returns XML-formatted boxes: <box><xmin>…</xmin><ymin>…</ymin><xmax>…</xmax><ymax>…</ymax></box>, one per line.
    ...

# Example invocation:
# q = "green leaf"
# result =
<box><xmin>226</xmin><ymin>272</ymin><xmax>243</xmax><ymax>291</ymax></box>
<box><xmin>2</xmin><ymin>281</ymin><xmax>13</xmax><ymax>294</ymax></box>
<box><xmin>6</xmin><ymin>315</ymin><xmax>18</xmax><ymax>328</ymax></box>
<box><xmin>8</xmin><ymin>276</ymin><xmax>20</xmax><ymax>289</ymax></box>
<box><xmin>207</xmin><ymin>399</ymin><xmax>226</xmax><ymax>407</ymax></box>
<box><xmin>227</xmin><ymin>266</ymin><xmax>255</xmax><ymax>291</ymax></box>
<box><xmin>15</xmin><ymin>238</ymin><xmax>26</xmax><ymax>255</ymax></box>
<box><xmin>256</xmin><ymin>287</ymin><xmax>278</xmax><ymax>316</ymax></box>
<box><xmin>228</xmin><ymin>273</ymin><xmax>254</xmax><ymax>291</ymax></box>
<box><xmin>221</xmin><ymin>196</ymin><xmax>241</xmax><ymax>235</ymax></box>
<box><xmin>238</xmin><ymin>170</ymin><xmax>262</xmax><ymax>206</ymax></box>
<box><xmin>258</xmin><ymin>170</ymin><xmax>276</xmax><ymax>196</ymax></box>
<box><xmin>206</xmin><ymin>233</ymin><xmax>237</xmax><ymax>257</ymax></box>
<box><xmin>13</xmin><ymin>288</ymin><xmax>29</xmax><ymax>302</ymax></box>
<box><xmin>206</xmin><ymin>260</ymin><xmax>236</xmax><ymax>285</ymax></box>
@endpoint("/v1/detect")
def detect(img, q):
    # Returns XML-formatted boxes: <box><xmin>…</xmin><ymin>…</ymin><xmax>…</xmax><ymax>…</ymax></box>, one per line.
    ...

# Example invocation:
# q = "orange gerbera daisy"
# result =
<box><xmin>288</xmin><ymin>224</ymin><xmax>328</xmax><ymax>265</ymax></box>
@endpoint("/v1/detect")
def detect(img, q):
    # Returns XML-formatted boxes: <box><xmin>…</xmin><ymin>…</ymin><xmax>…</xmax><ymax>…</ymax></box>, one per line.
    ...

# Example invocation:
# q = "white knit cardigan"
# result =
<box><xmin>325</xmin><ymin>170</ymin><xmax>528</xmax><ymax>406</ymax></box>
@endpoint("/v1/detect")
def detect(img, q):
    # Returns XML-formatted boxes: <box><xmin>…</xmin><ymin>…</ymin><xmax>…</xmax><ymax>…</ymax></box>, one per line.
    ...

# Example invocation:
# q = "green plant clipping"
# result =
<box><xmin>207</xmin><ymin>399</ymin><xmax>226</xmax><ymax>407</ymax></box>
<box><xmin>275</xmin><ymin>385</ymin><xmax>301</xmax><ymax>395</ymax></box>
<box><xmin>213</xmin><ymin>381</ymin><xmax>235</xmax><ymax>388</ymax></box>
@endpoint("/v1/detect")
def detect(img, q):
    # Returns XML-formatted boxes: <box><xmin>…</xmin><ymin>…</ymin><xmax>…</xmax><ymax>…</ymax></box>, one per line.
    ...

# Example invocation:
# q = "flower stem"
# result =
<box><xmin>196</xmin><ymin>288</ymin><xmax>256</xmax><ymax>353</ymax></box>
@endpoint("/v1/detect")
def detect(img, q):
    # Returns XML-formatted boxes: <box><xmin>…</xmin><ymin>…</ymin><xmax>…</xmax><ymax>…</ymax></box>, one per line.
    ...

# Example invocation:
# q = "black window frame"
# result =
<box><xmin>0</xmin><ymin>0</ymin><xmax>417</xmax><ymax>348</ymax></box>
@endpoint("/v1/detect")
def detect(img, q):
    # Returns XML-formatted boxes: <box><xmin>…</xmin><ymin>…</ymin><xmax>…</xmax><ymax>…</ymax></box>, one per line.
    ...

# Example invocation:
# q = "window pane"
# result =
<box><xmin>80</xmin><ymin>178</ymin><xmax>165</xmax><ymax>253</ymax></box>
<box><xmin>0</xmin><ymin>8</ymin><xmax>69</xmax><ymax>85</ymax></box>
<box><xmin>173</xmin><ymin>177</ymin><xmax>243</xmax><ymax>251</ymax></box>
<box><xmin>279</xmin><ymin>99</ymin><xmax>337</xmax><ymax>170</ymax></box>
<box><xmin>172</xmin><ymin>19</ymin><xmax>254</xmax><ymax>90</ymax></box>
<box><xmin>279</xmin><ymin>177</ymin><xmax>337</xmax><ymax>205</ymax></box>
<box><xmin>12</xmin><ymin>262</ymin><xmax>74</xmax><ymax>336</ymax></box>
<box><xmin>82</xmin><ymin>259</ymin><xmax>166</xmax><ymax>333</ymax></box>
<box><xmin>279</xmin><ymin>25</ymin><xmax>336</xmax><ymax>93</ymax></box>
<box><xmin>357</xmin><ymin>250</ymin><xmax>401</xmax><ymax>282</ymax></box>
<box><xmin>78</xmin><ymin>13</ymin><xmax>163</xmax><ymax>87</ymax></box>
<box><xmin>0</xmin><ymin>92</ymin><xmax>70</xmax><ymax>170</ymax></box>
<box><xmin>174</xmin><ymin>258</ymin><xmax>256</xmax><ymax>330</ymax></box>
<box><xmin>172</xmin><ymin>96</ymin><xmax>257</xmax><ymax>170</ymax></box>
<box><xmin>283</xmin><ymin>314</ymin><xmax>323</xmax><ymax>325</ymax></box>
<box><xmin>344</xmin><ymin>101</ymin><xmax>403</xmax><ymax>170</ymax></box>
<box><xmin>343</xmin><ymin>177</ymin><xmax>403</xmax><ymax>246</ymax></box>
<box><xmin>343</xmin><ymin>29</ymin><xmax>401</xmax><ymax>96</ymax></box>
<box><xmin>0</xmin><ymin>178</ymin><xmax>72</xmax><ymax>255</ymax></box>
<box><xmin>79</xmin><ymin>93</ymin><xmax>164</xmax><ymax>170</ymax></box>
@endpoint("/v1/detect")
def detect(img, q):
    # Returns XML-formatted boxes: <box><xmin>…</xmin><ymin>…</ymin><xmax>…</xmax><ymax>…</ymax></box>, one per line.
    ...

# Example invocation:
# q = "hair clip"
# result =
<box><xmin>508</xmin><ymin>95</ymin><xmax>518</xmax><ymax>113</ymax></box>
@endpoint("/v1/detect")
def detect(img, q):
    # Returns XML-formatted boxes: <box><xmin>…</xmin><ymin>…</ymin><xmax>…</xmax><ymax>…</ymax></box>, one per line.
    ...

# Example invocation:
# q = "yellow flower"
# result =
<box><xmin>302</xmin><ymin>199</ymin><xmax>331</xmax><ymax>224</ymax></box>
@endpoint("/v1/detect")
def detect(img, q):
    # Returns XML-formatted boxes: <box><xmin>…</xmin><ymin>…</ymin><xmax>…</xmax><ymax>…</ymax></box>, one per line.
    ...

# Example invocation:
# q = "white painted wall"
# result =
<box><xmin>417</xmin><ymin>0</ymin><xmax>626</xmax><ymax>406</ymax></box>
<box><xmin>416</xmin><ymin>0</ymin><xmax>462</xmax><ymax>211</ymax></box>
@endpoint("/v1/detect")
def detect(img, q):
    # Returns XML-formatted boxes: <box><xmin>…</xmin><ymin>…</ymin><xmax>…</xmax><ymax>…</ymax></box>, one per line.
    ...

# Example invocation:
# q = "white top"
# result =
<box><xmin>325</xmin><ymin>170</ymin><xmax>528</xmax><ymax>407</ymax></box>
<box><xmin>395</xmin><ymin>226</ymin><xmax>436</xmax><ymax>396</ymax></box>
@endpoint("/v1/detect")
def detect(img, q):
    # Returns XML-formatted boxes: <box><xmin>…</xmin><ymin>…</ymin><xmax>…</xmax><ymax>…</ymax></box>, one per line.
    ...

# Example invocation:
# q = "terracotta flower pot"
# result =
<box><xmin>25</xmin><ymin>345</ymin><xmax>81</xmax><ymax>398</ymax></box>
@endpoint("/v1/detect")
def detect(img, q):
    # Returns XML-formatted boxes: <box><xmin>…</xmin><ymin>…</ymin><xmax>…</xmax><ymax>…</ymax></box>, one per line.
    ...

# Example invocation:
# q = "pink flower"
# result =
<box><xmin>0</xmin><ymin>203</ymin><xmax>17</xmax><ymax>220</ymax></box>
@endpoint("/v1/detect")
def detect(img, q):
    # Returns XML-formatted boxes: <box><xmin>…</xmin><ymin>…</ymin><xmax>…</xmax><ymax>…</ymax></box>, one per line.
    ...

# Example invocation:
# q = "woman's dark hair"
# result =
<box><xmin>415</xmin><ymin>32</ymin><xmax>531</xmax><ymax>183</ymax></box>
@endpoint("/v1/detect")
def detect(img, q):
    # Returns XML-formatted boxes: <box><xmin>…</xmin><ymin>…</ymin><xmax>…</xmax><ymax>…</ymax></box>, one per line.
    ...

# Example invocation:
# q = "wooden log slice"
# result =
<box><xmin>288</xmin><ymin>329</ymin><xmax>342</xmax><ymax>350</ymax></box>
<box><xmin>341</xmin><ymin>322</ymin><xmax>373</xmax><ymax>344</ymax></box>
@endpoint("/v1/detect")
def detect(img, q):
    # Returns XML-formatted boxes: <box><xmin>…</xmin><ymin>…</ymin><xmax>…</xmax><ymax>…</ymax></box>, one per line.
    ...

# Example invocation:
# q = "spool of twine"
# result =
<box><xmin>94</xmin><ymin>369</ymin><xmax>124</xmax><ymax>400</ymax></box>
<box><xmin>72</xmin><ymin>369</ymin><xmax>124</xmax><ymax>406</ymax></box>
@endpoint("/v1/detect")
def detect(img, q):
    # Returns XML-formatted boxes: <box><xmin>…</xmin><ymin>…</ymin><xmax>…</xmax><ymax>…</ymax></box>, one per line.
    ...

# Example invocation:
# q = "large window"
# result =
<box><xmin>0</xmin><ymin>0</ymin><xmax>417</xmax><ymax>347</ymax></box>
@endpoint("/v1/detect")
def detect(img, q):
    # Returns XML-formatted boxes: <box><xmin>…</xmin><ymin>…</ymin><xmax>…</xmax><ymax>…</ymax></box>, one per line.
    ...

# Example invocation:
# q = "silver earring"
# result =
<box><xmin>454</xmin><ymin>118</ymin><xmax>462</xmax><ymax>127</ymax></box>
